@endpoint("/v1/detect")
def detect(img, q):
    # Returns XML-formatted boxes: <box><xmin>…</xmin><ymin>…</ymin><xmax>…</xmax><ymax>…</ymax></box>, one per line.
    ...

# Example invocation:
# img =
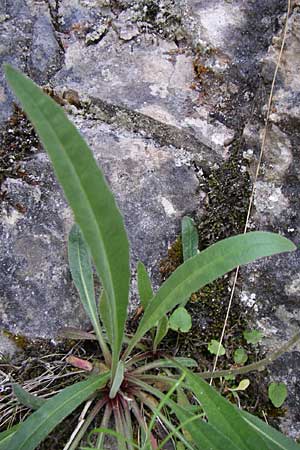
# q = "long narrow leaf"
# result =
<box><xmin>182</xmin><ymin>367</ymin><xmax>268</xmax><ymax>450</ymax></box>
<box><xmin>241</xmin><ymin>410</ymin><xmax>300</xmax><ymax>450</ymax></box>
<box><xmin>137</xmin><ymin>261</ymin><xmax>153</xmax><ymax>310</ymax></box>
<box><xmin>13</xmin><ymin>384</ymin><xmax>46</xmax><ymax>410</ymax></box>
<box><xmin>5</xmin><ymin>65</ymin><xmax>130</xmax><ymax>377</ymax></box>
<box><xmin>7</xmin><ymin>373</ymin><xmax>110</xmax><ymax>450</ymax></box>
<box><xmin>153</xmin><ymin>315</ymin><xmax>168</xmax><ymax>351</ymax></box>
<box><xmin>181</xmin><ymin>216</ymin><xmax>198</xmax><ymax>261</ymax></box>
<box><xmin>125</xmin><ymin>232</ymin><xmax>296</xmax><ymax>356</ymax></box>
<box><xmin>99</xmin><ymin>290</ymin><xmax>113</xmax><ymax>346</ymax></box>
<box><xmin>134</xmin><ymin>379</ymin><xmax>240</xmax><ymax>450</ymax></box>
<box><xmin>172</xmin><ymin>402</ymin><xmax>241</xmax><ymax>450</ymax></box>
<box><xmin>0</xmin><ymin>424</ymin><xmax>20</xmax><ymax>450</ymax></box>
<box><xmin>68</xmin><ymin>224</ymin><xmax>110</xmax><ymax>363</ymax></box>
<box><xmin>109</xmin><ymin>361</ymin><xmax>124</xmax><ymax>399</ymax></box>
<box><xmin>59</xmin><ymin>327</ymin><xmax>98</xmax><ymax>340</ymax></box>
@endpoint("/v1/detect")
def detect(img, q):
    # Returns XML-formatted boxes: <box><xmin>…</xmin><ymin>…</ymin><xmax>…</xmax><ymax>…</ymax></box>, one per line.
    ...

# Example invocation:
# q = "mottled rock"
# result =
<box><xmin>1</xmin><ymin>0</ymin><xmax>300</xmax><ymax>439</ymax></box>
<box><xmin>0</xmin><ymin>0</ymin><xmax>63</xmax><ymax>126</ymax></box>
<box><xmin>28</xmin><ymin>13</ymin><xmax>63</xmax><ymax>84</ymax></box>
<box><xmin>0</xmin><ymin>120</ymin><xmax>199</xmax><ymax>338</ymax></box>
<box><xmin>241</xmin><ymin>5</ymin><xmax>300</xmax><ymax>438</ymax></box>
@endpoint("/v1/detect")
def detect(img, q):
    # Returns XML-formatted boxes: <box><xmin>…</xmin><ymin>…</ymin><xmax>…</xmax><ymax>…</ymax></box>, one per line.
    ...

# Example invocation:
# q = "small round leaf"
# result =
<box><xmin>208</xmin><ymin>339</ymin><xmax>225</xmax><ymax>356</ymax></box>
<box><xmin>233</xmin><ymin>348</ymin><xmax>248</xmax><ymax>365</ymax></box>
<box><xmin>243</xmin><ymin>329</ymin><xmax>263</xmax><ymax>345</ymax></box>
<box><xmin>268</xmin><ymin>382</ymin><xmax>288</xmax><ymax>408</ymax></box>
<box><xmin>229</xmin><ymin>379</ymin><xmax>250</xmax><ymax>392</ymax></box>
<box><xmin>169</xmin><ymin>307</ymin><xmax>192</xmax><ymax>333</ymax></box>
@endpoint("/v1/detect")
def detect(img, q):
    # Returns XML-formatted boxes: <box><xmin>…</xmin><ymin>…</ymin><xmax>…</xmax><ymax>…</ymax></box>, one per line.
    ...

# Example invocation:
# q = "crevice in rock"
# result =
<box><xmin>80</xmin><ymin>95</ymin><xmax>220</xmax><ymax>168</ymax></box>
<box><xmin>45</xmin><ymin>0</ymin><xmax>65</xmax><ymax>53</ymax></box>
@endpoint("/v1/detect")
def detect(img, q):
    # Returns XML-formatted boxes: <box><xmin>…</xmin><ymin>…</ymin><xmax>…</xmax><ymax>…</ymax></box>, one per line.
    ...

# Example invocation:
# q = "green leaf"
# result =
<box><xmin>99</xmin><ymin>289</ymin><xmax>113</xmax><ymax>346</ymax></box>
<box><xmin>0</xmin><ymin>424</ymin><xmax>20</xmax><ymax>450</ymax></box>
<box><xmin>181</xmin><ymin>216</ymin><xmax>198</xmax><ymax>262</ymax></box>
<box><xmin>153</xmin><ymin>315</ymin><xmax>169</xmax><ymax>351</ymax></box>
<box><xmin>243</xmin><ymin>329</ymin><xmax>263</xmax><ymax>345</ymax></box>
<box><xmin>109</xmin><ymin>361</ymin><xmax>124</xmax><ymax>399</ymax></box>
<box><xmin>241</xmin><ymin>410</ymin><xmax>300</xmax><ymax>450</ymax></box>
<box><xmin>208</xmin><ymin>339</ymin><xmax>225</xmax><ymax>356</ymax></box>
<box><xmin>137</xmin><ymin>261</ymin><xmax>153</xmax><ymax>310</ymax></box>
<box><xmin>224</xmin><ymin>374</ymin><xmax>236</xmax><ymax>381</ymax></box>
<box><xmin>229</xmin><ymin>379</ymin><xmax>250</xmax><ymax>392</ymax></box>
<box><xmin>233</xmin><ymin>348</ymin><xmax>248</xmax><ymax>365</ymax></box>
<box><xmin>125</xmin><ymin>232</ymin><xmax>296</xmax><ymax>356</ymax></box>
<box><xmin>169</xmin><ymin>307</ymin><xmax>192</xmax><ymax>333</ymax></box>
<box><xmin>5</xmin><ymin>65</ymin><xmax>130</xmax><ymax>377</ymax></box>
<box><xmin>172</xmin><ymin>402</ymin><xmax>241</xmax><ymax>450</ymax></box>
<box><xmin>59</xmin><ymin>327</ymin><xmax>97</xmax><ymax>340</ymax></box>
<box><xmin>183</xmin><ymin>368</ymin><xmax>269</xmax><ymax>450</ymax></box>
<box><xmin>13</xmin><ymin>384</ymin><xmax>46</xmax><ymax>410</ymax></box>
<box><xmin>176</xmin><ymin>443</ymin><xmax>185</xmax><ymax>450</ymax></box>
<box><xmin>7</xmin><ymin>373</ymin><xmax>110</xmax><ymax>450</ymax></box>
<box><xmin>85</xmin><ymin>427</ymin><xmax>139</xmax><ymax>450</ymax></box>
<box><xmin>68</xmin><ymin>224</ymin><xmax>109</xmax><ymax>361</ymax></box>
<box><xmin>268</xmin><ymin>382</ymin><xmax>288</xmax><ymax>408</ymax></box>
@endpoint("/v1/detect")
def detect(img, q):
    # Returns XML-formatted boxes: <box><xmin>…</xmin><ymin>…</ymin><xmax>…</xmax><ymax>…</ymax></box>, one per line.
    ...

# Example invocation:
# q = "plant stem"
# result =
<box><xmin>131</xmin><ymin>332</ymin><xmax>300</xmax><ymax>381</ymax></box>
<box><xmin>201</xmin><ymin>331</ymin><xmax>300</xmax><ymax>379</ymax></box>
<box><xmin>67</xmin><ymin>398</ymin><xmax>107</xmax><ymax>450</ymax></box>
<box><xmin>157</xmin><ymin>415</ymin><xmax>203</xmax><ymax>450</ymax></box>
<box><xmin>119</xmin><ymin>397</ymin><xmax>134</xmax><ymax>450</ymax></box>
<box><xmin>94</xmin><ymin>328</ymin><xmax>112</xmax><ymax>368</ymax></box>
<box><xmin>96</xmin><ymin>403</ymin><xmax>112</xmax><ymax>449</ymax></box>
<box><xmin>148</xmin><ymin>374</ymin><xmax>185</xmax><ymax>435</ymax></box>
<box><xmin>124</xmin><ymin>351</ymin><xmax>156</xmax><ymax>368</ymax></box>
<box><xmin>113</xmin><ymin>398</ymin><xmax>127</xmax><ymax>449</ymax></box>
<box><xmin>137</xmin><ymin>391</ymin><xmax>191</xmax><ymax>450</ymax></box>
<box><xmin>127</xmin><ymin>373</ymin><xmax>186</xmax><ymax>389</ymax></box>
<box><xmin>130</xmin><ymin>359</ymin><xmax>183</xmax><ymax>375</ymax></box>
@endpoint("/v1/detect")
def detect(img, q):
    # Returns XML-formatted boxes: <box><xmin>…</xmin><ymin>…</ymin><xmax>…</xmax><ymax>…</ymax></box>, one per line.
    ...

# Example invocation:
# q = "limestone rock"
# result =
<box><xmin>1</xmin><ymin>0</ymin><xmax>300</xmax><ymax>439</ymax></box>
<box><xmin>0</xmin><ymin>120</ymin><xmax>199</xmax><ymax>338</ymax></box>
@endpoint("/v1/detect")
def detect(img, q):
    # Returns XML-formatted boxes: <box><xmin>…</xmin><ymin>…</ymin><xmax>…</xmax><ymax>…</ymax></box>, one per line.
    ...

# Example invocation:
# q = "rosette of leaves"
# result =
<box><xmin>2</xmin><ymin>65</ymin><xmax>300</xmax><ymax>450</ymax></box>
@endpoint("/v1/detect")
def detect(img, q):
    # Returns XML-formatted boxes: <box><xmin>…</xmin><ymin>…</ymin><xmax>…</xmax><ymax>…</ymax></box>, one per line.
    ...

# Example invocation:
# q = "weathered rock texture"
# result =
<box><xmin>241</xmin><ymin>4</ymin><xmax>300</xmax><ymax>437</ymax></box>
<box><xmin>0</xmin><ymin>0</ymin><xmax>299</xmax><ymax>438</ymax></box>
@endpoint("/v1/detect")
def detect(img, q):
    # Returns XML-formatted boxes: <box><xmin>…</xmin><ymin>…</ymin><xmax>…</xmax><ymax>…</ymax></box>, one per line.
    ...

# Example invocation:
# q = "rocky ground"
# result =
<box><xmin>0</xmin><ymin>0</ymin><xmax>299</xmax><ymax>440</ymax></box>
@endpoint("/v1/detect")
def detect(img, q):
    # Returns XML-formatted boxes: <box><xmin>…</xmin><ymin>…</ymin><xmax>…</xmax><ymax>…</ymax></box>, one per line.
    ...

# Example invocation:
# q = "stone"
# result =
<box><xmin>0</xmin><ymin>0</ymin><xmax>63</xmax><ymax>126</ymax></box>
<box><xmin>241</xmin><ymin>5</ymin><xmax>300</xmax><ymax>438</ymax></box>
<box><xmin>1</xmin><ymin>0</ymin><xmax>300</xmax><ymax>440</ymax></box>
<box><xmin>0</xmin><ymin>118</ymin><xmax>200</xmax><ymax>338</ymax></box>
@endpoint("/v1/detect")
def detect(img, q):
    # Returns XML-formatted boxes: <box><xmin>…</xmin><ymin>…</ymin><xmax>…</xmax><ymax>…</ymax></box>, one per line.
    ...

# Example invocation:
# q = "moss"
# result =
<box><xmin>143</xmin><ymin>1</ymin><xmax>160</xmax><ymax>22</ymax></box>
<box><xmin>198</xmin><ymin>149</ymin><xmax>251</xmax><ymax>248</ymax></box>
<box><xmin>136</xmin><ymin>0</ymin><xmax>184</xmax><ymax>41</ymax></box>
<box><xmin>0</xmin><ymin>104</ymin><xmax>40</xmax><ymax>188</ymax></box>
<box><xmin>2</xmin><ymin>330</ymin><xmax>30</xmax><ymax>350</ymax></box>
<box><xmin>159</xmin><ymin>237</ymin><xmax>182</xmax><ymax>280</ymax></box>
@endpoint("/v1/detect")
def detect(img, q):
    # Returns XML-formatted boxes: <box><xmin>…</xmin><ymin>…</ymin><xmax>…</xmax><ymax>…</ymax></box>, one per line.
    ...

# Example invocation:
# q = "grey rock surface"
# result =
<box><xmin>241</xmin><ymin>5</ymin><xmax>300</xmax><ymax>437</ymax></box>
<box><xmin>0</xmin><ymin>0</ymin><xmax>300</xmax><ymax>439</ymax></box>
<box><xmin>0</xmin><ymin>120</ymin><xmax>199</xmax><ymax>338</ymax></box>
<box><xmin>0</xmin><ymin>0</ymin><xmax>63</xmax><ymax>125</ymax></box>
